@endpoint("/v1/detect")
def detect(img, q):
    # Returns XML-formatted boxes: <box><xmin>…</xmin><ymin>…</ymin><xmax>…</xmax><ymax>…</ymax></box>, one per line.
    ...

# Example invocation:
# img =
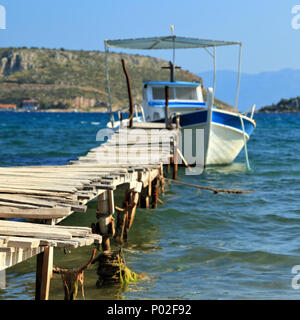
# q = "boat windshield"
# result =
<box><xmin>152</xmin><ymin>86</ymin><xmax>198</xmax><ymax>101</ymax></box>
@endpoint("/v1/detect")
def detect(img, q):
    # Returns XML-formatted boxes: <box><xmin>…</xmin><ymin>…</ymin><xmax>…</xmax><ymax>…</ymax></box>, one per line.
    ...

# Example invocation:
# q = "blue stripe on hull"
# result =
<box><xmin>148</xmin><ymin>101</ymin><xmax>206</xmax><ymax>107</ymax></box>
<box><xmin>154</xmin><ymin>109</ymin><xmax>255</xmax><ymax>137</ymax></box>
<box><xmin>178</xmin><ymin>110</ymin><xmax>207</xmax><ymax>127</ymax></box>
<box><xmin>153</xmin><ymin>110</ymin><xmax>207</xmax><ymax>126</ymax></box>
<box><xmin>211</xmin><ymin>110</ymin><xmax>255</xmax><ymax>136</ymax></box>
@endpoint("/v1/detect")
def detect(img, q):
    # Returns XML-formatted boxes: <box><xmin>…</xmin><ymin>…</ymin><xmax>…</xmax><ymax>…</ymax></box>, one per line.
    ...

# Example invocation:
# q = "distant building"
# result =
<box><xmin>21</xmin><ymin>100</ymin><xmax>38</xmax><ymax>111</ymax></box>
<box><xmin>0</xmin><ymin>104</ymin><xmax>17</xmax><ymax>111</ymax></box>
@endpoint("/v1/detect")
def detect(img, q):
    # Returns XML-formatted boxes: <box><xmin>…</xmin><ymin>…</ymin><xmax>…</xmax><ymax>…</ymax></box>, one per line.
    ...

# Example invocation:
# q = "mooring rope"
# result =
<box><xmin>164</xmin><ymin>177</ymin><xmax>253</xmax><ymax>194</ymax></box>
<box><xmin>239</xmin><ymin>114</ymin><xmax>251</xmax><ymax>171</ymax></box>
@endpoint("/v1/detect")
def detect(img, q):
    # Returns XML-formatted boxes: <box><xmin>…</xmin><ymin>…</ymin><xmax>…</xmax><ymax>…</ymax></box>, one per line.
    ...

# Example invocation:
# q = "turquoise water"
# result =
<box><xmin>0</xmin><ymin>111</ymin><xmax>300</xmax><ymax>300</ymax></box>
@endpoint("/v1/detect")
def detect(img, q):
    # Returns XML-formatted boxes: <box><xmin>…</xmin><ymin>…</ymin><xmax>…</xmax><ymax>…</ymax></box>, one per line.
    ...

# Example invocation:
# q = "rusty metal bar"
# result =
<box><xmin>165</xmin><ymin>86</ymin><xmax>170</xmax><ymax>129</ymax></box>
<box><xmin>121</xmin><ymin>58</ymin><xmax>134</xmax><ymax>128</ymax></box>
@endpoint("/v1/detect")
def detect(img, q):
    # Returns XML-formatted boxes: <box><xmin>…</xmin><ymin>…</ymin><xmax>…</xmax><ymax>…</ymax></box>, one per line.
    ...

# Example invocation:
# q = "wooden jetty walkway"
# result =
<box><xmin>0</xmin><ymin>122</ymin><xmax>180</xmax><ymax>300</ymax></box>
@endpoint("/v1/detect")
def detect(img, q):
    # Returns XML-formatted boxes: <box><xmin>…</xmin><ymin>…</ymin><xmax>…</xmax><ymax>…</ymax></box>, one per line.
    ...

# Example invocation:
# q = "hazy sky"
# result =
<box><xmin>1</xmin><ymin>0</ymin><xmax>300</xmax><ymax>74</ymax></box>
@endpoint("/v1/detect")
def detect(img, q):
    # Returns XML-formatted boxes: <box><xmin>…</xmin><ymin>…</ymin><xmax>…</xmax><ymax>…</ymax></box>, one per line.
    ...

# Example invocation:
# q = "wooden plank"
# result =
<box><xmin>0</xmin><ymin>183</ymin><xmax>77</xmax><ymax>193</ymax></box>
<box><xmin>0</xmin><ymin>177</ymin><xmax>86</xmax><ymax>187</ymax></box>
<box><xmin>0</xmin><ymin>194</ymin><xmax>58</xmax><ymax>208</ymax></box>
<box><xmin>0</xmin><ymin>220</ymin><xmax>91</xmax><ymax>238</ymax></box>
<box><xmin>0</xmin><ymin>201</ymin><xmax>39</xmax><ymax>209</ymax></box>
<box><xmin>0</xmin><ymin>220</ymin><xmax>73</xmax><ymax>239</ymax></box>
<box><xmin>0</xmin><ymin>195</ymin><xmax>85</xmax><ymax>213</ymax></box>
<box><xmin>27</xmin><ymin>194</ymin><xmax>82</xmax><ymax>206</ymax></box>
<box><xmin>0</xmin><ymin>166</ymin><xmax>128</xmax><ymax>173</ymax></box>
<box><xmin>4</xmin><ymin>237</ymin><xmax>40</xmax><ymax>249</ymax></box>
<box><xmin>0</xmin><ymin>236</ymin><xmax>97</xmax><ymax>249</ymax></box>
<box><xmin>0</xmin><ymin>247</ymin><xmax>15</xmax><ymax>253</ymax></box>
<box><xmin>0</xmin><ymin>227</ymin><xmax>72</xmax><ymax>240</ymax></box>
<box><xmin>76</xmin><ymin>192</ymin><xmax>97</xmax><ymax>200</ymax></box>
<box><xmin>0</xmin><ymin>235</ymin><xmax>55</xmax><ymax>247</ymax></box>
<box><xmin>0</xmin><ymin>172</ymin><xmax>99</xmax><ymax>179</ymax></box>
<box><xmin>0</xmin><ymin>188</ymin><xmax>76</xmax><ymax>199</ymax></box>
<box><xmin>0</xmin><ymin>207</ymin><xmax>71</xmax><ymax>219</ymax></box>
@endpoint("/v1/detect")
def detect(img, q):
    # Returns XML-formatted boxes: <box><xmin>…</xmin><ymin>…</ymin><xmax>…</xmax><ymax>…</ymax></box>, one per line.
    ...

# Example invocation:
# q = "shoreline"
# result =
<box><xmin>1</xmin><ymin>109</ymin><xmax>299</xmax><ymax>114</ymax></box>
<box><xmin>0</xmin><ymin>108</ymin><xmax>127</xmax><ymax>114</ymax></box>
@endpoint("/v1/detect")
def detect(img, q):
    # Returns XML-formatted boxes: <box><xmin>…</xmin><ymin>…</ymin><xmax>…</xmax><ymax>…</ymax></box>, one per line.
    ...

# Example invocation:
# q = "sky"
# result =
<box><xmin>0</xmin><ymin>0</ymin><xmax>300</xmax><ymax>75</ymax></box>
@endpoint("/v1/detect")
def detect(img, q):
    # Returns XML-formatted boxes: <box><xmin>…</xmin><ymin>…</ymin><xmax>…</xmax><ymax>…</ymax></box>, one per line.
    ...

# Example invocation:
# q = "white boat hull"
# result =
<box><xmin>178</xmin><ymin>108</ymin><xmax>255</xmax><ymax>166</ymax></box>
<box><xmin>205</xmin><ymin>122</ymin><xmax>249</xmax><ymax>165</ymax></box>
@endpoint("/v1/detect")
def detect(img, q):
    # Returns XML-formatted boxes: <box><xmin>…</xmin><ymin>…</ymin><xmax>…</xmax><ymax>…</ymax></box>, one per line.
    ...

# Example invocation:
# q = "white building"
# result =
<box><xmin>21</xmin><ymin>100</ymin><xmax>38</xmax><ymax>111</ymax></box>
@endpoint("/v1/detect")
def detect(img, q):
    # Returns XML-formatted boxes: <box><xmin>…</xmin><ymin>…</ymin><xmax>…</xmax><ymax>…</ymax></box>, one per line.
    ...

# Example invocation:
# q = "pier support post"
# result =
<box><xmin>115</xmin><ymin>181</ymin><xmax>142</xmax><ymax>243</ymax></box>
<box><xmin>35</xmin><ymin>219</ymin><xmax>54</xmax><ymax>300</ymax></box>
<box><xmin>146</xmin><ymin>169</ymin><xmax>152</xmax><ymax>209</ymax></box>
<box><xmin>140</xmin><ymin>186</ymin><xmax>150</xmax><ymax>209</ymax></box>
<box><xmin>140</xmin><ymin>170</ymin><xmax>152</xmax><ymax>209</ymax></box>
<box><xmin>151</xmin><ymin>178</ymin><xmax>160</xmax><ymax>209</ymax></box>
<box><xmin>172</xmin><ymin>115</ymin><xmax>180</xmax><ymax>180</ymax></box>
<box><xmin>159</xmin><ymin>165</ymin><xmax>165</xmax><ymax>195</ymax></box>
<box><xmin>35</xmin><ymin>246</ymin><xmax>53</xmax><ymax>300</ymax></box>
<box><xmin>172</xmin><ymin>139</ymin><xmax>178</xmax><ymax>180</ymax></box>
<box><xmin>114</xmin><ymin>190</ymin><xmax>130</xmax><ymax>243</ymax></box>
<box><xmin>97</xmin><ymin>191</ymin><xmax>115</xmax><ymax>252</ymax></box>
<box><xmin>125</xmin><ymin>182</ymin><xmax>142</xmax><ymax>238</ymax></box>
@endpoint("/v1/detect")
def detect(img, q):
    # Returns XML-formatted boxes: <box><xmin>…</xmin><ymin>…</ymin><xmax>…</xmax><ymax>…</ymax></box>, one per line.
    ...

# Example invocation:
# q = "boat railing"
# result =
<box><xmin>134</xmin><ymin>103</ymin><xmax>146</xmax><ymax>122</ymax></box>
<box><xmin>242</xmin><ymin>104</ymin><xmax>256</xmax><ymax>119</ymax></box>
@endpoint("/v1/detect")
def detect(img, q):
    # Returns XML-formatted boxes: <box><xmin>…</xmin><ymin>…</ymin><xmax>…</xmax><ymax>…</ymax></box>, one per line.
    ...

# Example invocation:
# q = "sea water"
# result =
<box><xmin>0</xmin><ymin>111</ymin><xmax>300</xmax><ymax>300</ymax></box>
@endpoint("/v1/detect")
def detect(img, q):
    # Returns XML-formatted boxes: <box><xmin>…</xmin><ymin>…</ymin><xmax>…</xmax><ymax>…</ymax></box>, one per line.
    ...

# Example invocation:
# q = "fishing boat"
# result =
<box><xmin>104</xmin><ymin>34</ymin><xmax>256</xmax><ymax>166</ymax></box>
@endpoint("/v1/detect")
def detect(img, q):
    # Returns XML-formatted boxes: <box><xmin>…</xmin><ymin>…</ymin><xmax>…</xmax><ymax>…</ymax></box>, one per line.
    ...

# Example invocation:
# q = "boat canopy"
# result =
<box><xmin>105</xmin><ymin>36</ymin><xmax>241</xmax><ymax>50</ymax></box>
<box><xmin>104</xmin><ymin>35</ymin><xmax>243</xmax><ymax>124</ymax></box>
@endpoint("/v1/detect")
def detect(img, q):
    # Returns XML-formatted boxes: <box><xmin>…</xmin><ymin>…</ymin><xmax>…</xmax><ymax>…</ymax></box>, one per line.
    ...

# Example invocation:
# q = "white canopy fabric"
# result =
<box><xmin>105</xmin><ymin>36</ymin><xmax>241</xmax><ymax>50</ymax></box>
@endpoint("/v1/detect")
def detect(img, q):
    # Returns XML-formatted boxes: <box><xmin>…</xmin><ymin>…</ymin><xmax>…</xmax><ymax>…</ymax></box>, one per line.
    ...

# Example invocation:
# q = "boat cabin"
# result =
<box><xmin>142</xmin><ymin>81</ymin><xmax>205</xmax><ymax>122</ymax></box>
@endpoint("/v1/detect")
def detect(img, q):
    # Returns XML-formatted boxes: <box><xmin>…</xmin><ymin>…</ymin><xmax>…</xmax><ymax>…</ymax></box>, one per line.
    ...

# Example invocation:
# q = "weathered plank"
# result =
<box><xmin>0</xmin><ymin>207</ymin><xmax>71</xmax><ymax>219</ymax></box>
<box><xmin>0</xmin><ymin>227</ymin><xmax>72</xmax><ymax>240</ymax></box>
<box><xmin>0</xmin><ymin>237</ymin><xmax>40</xmax><ymax>249</ymax></box>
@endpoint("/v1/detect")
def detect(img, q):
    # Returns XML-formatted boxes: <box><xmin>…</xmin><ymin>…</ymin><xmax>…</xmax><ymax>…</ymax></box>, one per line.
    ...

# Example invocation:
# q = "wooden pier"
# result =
<box><xmin>0</xmin><ymin>122</ymin><xmax>180</xmax><ymax>300</ymax></box>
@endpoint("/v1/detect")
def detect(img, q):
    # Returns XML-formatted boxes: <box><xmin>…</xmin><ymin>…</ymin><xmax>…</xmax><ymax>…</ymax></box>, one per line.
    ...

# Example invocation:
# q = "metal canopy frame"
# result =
<box><xmin>105</xmin><ymin>35</ymin><xmax>241</xmax><ymax>50</ymax></box>
<box><xmin>104</xmin><ymin>35</ymin><xmax>243</xmax><ymax>123</ymax></box>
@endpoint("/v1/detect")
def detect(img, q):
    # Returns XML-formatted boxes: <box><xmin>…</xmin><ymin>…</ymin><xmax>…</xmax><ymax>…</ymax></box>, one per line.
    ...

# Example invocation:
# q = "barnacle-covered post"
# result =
<box><xmin>97</xmin><ymin>190</ymin><xmax>115</xmax><ymax>251</ymax></box>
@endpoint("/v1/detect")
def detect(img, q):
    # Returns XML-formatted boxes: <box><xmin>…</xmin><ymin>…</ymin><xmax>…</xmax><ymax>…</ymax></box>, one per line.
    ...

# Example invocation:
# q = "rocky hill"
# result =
<box><xmin>0</xmin><ymin>48</ymin><xmax>195</xmax><ymax>111</ymax></box>
<box><xmin>259</xmin><ymin>97</ymin><xmax>300</xmax><ymax>113</ymax></box>
<box><xmin>0</xmin><ymin>47</ymin><xmax>232</xmax><ymax>112</ymax></box>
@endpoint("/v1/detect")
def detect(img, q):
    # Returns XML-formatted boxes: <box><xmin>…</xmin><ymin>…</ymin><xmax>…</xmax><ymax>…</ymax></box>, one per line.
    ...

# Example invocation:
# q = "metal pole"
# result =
<box><xmin>104</xmin><ymin>41</ymin><xmax>114</xmax><ymax>126</ymax></box>
<box><xmin>204</xmin><ymin>47</ymin><xmax>215</xmax><ymax>91</ymax></box>
<box><xmin>235</xmin><ymin>43</ymin><xmax>242</xmax><ymax>111</ymax></box>
<box><xmin>164</xmin><ymin>86</ymin><xmax>170</xmax><ymax>129</ymax></box>
<box><xmin>170</xmin><ymin>61</ymin><xmax>175</xmax><ymax>82</ymax></box>
<box><xmin>171</xmin><ymin>26</ymin><xmax>176</xmax><ymax>82</ymax></box>
<box><xmin>213</xmin><ymin>46</ymin><xmax>216</xmax><ymax>95</ymax></box>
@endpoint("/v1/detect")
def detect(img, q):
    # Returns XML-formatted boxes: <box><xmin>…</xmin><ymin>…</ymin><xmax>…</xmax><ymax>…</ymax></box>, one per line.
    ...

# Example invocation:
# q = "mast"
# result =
<box><xmin>171</xmin><ymin>25</ymin><xmax>176</xmax><ymax>82</ymax></box>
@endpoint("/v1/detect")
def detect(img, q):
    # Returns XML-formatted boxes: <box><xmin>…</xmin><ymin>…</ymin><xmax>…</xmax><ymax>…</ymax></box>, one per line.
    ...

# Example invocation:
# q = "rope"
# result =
<box><xmin>239</xmin><ymin>114</ymin><xmax>251</xmax><ymax>171</ymax></box>
<box><xmin>164</xmin><ymin>177</ymin><xmax>253</xmax><ymax>194</ymax></box>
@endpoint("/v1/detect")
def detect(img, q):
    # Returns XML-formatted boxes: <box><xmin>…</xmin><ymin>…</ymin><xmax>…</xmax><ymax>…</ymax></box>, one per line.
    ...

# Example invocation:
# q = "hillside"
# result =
<box><xmin>0</xmin><ymin>47</ymin><xmax>201</xmax><ymax>111</ymax></box>
<box><xmin>259</xmin><ymin>97</ymin><xmax>300</xmax><ymax>113</ymax></box>
<box><xmin>0</xmin><ymin>47</ymin><xmax>233</xmax><ymax>112</ymax></box>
